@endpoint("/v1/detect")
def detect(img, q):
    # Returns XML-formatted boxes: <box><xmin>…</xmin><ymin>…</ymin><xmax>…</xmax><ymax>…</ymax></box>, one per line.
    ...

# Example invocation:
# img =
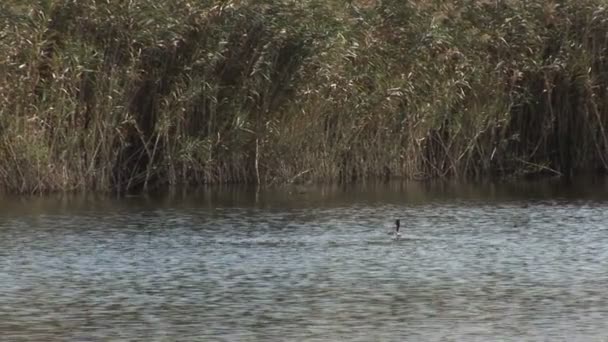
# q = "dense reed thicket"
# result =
<box><xmin>1</xmin><ymin>0</ymin><xmax>608</xmax><ymax>193</ymax></box>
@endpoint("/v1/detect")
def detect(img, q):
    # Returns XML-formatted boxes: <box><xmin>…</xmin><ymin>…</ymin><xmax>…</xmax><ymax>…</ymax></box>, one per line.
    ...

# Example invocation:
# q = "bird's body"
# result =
<box><xmin>392</xmin><ymin>219</ymin><xmax>401</xmax><ymax>240</ymax></box>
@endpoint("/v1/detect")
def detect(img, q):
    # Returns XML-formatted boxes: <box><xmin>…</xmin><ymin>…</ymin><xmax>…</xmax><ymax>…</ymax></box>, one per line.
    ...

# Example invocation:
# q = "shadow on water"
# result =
<box><xmin>1</xmin><ymin>179</ymin><xmax>608</xmax><ymax>341</ymax></box>
<box><xmin>2</xmin><ymin>178</ymin><xmax>608</xmax><ymax>214</ymax></box>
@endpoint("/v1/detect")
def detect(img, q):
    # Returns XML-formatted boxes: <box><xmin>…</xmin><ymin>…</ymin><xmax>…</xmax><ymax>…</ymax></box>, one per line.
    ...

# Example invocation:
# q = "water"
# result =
<box><xmin>1</xmin><ymin>181</ymin><xmax>608</xmax><ymax>341</ymax></box>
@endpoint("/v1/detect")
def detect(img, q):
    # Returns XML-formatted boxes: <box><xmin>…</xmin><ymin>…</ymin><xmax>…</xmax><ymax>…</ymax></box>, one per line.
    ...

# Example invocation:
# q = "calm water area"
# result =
<box><xmin>1</xmin><ymin>180</ymin><xmax>608</xmax><ymax>341</ymax></box>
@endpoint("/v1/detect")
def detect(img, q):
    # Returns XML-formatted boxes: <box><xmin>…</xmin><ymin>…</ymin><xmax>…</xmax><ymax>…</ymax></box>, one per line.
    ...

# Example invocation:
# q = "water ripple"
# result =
<box><xmin>1</xmin><ymin>194</ymin><xmax>607</xmax><ymax>341</ymax></box>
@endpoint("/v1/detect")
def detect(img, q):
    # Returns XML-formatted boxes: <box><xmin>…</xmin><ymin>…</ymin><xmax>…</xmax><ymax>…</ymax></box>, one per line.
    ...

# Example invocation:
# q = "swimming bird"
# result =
<box><xmin>393</xmin><ymin>219</ymin><xmax>401</xmax><ymax>240</ymax></box>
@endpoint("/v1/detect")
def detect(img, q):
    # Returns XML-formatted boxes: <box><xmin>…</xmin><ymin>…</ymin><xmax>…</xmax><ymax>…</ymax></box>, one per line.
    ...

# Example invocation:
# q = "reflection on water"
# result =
<box><xmin>1</xmin><ymin>181</ymin><xmax>608</xmax><ymax>341</ymax></box>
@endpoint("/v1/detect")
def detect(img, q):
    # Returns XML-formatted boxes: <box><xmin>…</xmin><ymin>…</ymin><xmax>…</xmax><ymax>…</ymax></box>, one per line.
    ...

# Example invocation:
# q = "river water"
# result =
<box><xmin>1</xmin><ymin>181</ymin><xmax>608</xmax><ymax>341</ymax></box>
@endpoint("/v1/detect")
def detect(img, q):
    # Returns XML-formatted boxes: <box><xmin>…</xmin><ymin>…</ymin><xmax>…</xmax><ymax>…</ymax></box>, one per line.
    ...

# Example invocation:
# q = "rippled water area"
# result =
<box><xmin>1</xmin><ymin>181</ymin><xmax>608</xmax><ymax>341</ymax></box>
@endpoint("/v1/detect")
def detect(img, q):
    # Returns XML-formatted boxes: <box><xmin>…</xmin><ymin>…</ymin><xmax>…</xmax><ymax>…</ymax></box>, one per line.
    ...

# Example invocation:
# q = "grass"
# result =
<box><xmin>1</xmin><ymin>0</ymin><xmax>608</xmax><ymax>194</ymax></box>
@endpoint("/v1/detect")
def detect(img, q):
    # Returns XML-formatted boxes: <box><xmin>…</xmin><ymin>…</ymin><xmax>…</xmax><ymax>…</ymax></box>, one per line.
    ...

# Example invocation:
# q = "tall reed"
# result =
<box><xmin>1</xmin><ymin>0</ymin><xmax>607</xmax><ymax>193</ymax></box>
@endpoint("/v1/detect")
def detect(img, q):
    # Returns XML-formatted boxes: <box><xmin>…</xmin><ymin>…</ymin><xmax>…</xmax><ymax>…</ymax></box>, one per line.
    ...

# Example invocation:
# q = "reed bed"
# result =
<box><xmin>1</xmin><ymin>0</ymin><xmax>607</xmax><ymax>193</ymax></box>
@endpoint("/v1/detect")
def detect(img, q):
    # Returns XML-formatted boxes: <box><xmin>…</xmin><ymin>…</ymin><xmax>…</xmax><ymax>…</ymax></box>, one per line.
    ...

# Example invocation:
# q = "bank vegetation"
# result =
<box><xmin>1</xmin><ymin>0</ymin><xmax>608</xmax><ymax>193</ymax></box>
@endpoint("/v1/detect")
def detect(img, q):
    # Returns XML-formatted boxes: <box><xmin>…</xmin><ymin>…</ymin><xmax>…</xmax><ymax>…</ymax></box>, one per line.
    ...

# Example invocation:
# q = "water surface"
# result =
<box><xmin>1</xmin><ymin>181</ymin><xmax>608</xmax><ymax>341</ymax></box>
